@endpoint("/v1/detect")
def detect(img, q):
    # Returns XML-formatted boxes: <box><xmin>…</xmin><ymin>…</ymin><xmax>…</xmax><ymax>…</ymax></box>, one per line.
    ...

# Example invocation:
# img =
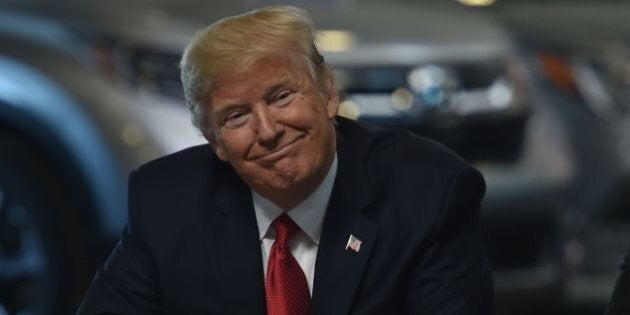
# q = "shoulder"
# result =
<box><xmin>127</xmin><ymin>144</ymin><xmax>216</xmax><ymax>220</ymax></box>
<box><xmin>337</xmin><ymin>118</ymin><xmax>484</xmax><ymax>222</ymax></box>
<box><xmin>337</xmin><ymin>117</ymin><xmax>476</xmax><ymax>181</ymax></box>
<box><xmin>129</xmin><ymin>144</ymin><xmax>220</xmax><ymax>191</ymax></box>
<box><xmin>135</xmin><ymin>144</ymin><xmax>214</xmax><ymax>177</ymax></box>
<box><xmin>338</xmin><ymin>119</ymin><xmax>486</xmax><ymax>250</ymax></box>
<box><xmin>125</xmin><ymin>145</ymin><xmax>223</xmax><ymax>247</ymax></box>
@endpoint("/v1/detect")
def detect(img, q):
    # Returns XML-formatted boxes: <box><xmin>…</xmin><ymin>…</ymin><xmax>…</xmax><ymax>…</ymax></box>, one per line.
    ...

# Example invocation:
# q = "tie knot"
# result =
<box><xmin>272</xmin><ymin>213</ymin><xmax>299</xmax><ymax>245</ymax></box>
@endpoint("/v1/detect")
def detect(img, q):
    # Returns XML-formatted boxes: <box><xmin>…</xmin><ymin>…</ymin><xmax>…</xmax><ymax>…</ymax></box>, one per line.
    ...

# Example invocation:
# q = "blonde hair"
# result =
<box><xmin>180</xmin><ymin>5</ymin><xmax>335</xmax><ymax>135</ymax></box>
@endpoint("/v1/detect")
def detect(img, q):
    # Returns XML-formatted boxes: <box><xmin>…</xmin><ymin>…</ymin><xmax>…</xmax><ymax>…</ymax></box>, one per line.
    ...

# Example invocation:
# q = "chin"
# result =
<box><xmin>265</xmin><ymin>163</ymin><xmax>317</xmax><ymax>192</ymax></box>
<box><xmin>268</xmin><ymin>165</ymin><xmax>305</xmax><ymax>189</ymax></box>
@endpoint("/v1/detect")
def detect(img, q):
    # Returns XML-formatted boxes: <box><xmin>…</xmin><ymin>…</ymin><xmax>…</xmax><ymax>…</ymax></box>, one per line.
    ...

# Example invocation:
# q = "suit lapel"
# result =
<box><xmin>197</xmin><ymin>118</ymin><xmax>379</xmax><ymax>315</ymax></box>
<box><xmin>200</xmin><ymin>162</ymin><xmax>266</xmax><ymax>315</ymax></box>
<box><xmin>312</xmin><ymin>118</ymin><xmax>380</xmax><ymax>315</ymax></box>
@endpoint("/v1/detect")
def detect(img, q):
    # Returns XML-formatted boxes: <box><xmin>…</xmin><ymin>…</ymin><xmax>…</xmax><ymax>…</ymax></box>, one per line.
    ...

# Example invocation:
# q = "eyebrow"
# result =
<box><xmin>211</xmin><ymin>77</ymin><xmax>297</xmax><ymax>122</ymax></box>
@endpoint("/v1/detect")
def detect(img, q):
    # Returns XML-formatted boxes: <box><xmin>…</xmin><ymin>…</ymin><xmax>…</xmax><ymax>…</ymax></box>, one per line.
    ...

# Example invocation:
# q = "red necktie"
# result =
<box><xmin>265</xmin><ymin>214</ymin><xmax>311</xmax><ymax>315</ymax></box>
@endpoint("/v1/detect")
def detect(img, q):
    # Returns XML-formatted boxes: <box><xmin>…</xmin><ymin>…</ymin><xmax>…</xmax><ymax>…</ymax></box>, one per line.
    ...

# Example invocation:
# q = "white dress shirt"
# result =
<box><xmin>253</xmin><ymin>154</ymin><xmax>338</xmax><ymax>295</ymax></box>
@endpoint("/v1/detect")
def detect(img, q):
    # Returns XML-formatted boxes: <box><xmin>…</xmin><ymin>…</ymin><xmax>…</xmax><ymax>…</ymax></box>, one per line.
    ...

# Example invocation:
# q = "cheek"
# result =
<box><xmin>283</xmin><ymin>103</ymin><xmax>329</xmax><ymax>128</ymax></box>
<box><xmin>218</xmin><ymin>131</ymin><xmax>252</xmax><ymax>159</ymax></box>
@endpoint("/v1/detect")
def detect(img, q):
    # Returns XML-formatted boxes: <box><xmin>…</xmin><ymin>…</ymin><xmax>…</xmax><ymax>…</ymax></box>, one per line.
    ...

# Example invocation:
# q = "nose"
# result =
<box><xmin>252</xmin><ymin>104</ymin><xmax>284</xmax><ymax>146</ymax></box>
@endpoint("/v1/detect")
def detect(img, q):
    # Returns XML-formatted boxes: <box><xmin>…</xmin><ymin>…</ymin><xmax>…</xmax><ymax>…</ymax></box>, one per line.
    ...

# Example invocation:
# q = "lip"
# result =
<box><xmin>255</xmin><ymin>136</ymin><xmax>304</xmax><ymax>164</ymax></box>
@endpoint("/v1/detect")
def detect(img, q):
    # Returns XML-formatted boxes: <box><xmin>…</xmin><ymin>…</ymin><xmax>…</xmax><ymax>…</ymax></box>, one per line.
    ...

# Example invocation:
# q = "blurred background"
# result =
<box><xmin>1</xmin><ymin>0</ymin><xmax>630</xmax><ymax>314</ymax></box>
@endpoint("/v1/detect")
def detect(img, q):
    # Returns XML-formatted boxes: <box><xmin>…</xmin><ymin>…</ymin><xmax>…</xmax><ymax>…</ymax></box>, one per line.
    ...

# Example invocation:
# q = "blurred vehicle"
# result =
<box><xmin>1</xmin><ymin>0</ymin><xmax>617</xmax><ymax>314</ymax></box>
<box><xmin>489</xmin><ymin>2</ymin><xmax>630</xmax><ymax>312</ymax></box>
<box><xmin>0</xmin><ymin>11</ymin><xmax>203</xmax><ymax>314</ymax></box>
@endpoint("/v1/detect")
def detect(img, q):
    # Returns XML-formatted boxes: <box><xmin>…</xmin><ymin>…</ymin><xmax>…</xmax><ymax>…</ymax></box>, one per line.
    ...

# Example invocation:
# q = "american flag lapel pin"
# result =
<box><xmin>345</xmin><ymin>234</ymin><xmax>362</xmax><ymax>253</ymax></box>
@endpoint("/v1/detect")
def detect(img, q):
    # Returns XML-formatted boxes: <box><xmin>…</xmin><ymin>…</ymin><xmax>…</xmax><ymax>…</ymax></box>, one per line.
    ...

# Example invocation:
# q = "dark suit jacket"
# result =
<box><xmin>607</xmin><ymin>249</ymin><xmax>630</xmax><ymax>315</ymax></box>
<box><xmin>78</xmin><ymin>117</ymin><xmax>493</xmax><ymax>314</ymax></box>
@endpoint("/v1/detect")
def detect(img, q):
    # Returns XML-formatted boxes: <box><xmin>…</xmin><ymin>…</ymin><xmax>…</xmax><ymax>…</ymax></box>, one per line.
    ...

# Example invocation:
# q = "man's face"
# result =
<box><xmin>205</xmin><ymin>53</ymin><xmax>338</xmax><ymax>209</ymax></box>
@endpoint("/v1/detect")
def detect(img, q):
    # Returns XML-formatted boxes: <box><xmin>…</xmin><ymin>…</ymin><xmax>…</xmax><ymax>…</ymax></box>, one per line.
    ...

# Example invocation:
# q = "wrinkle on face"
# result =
<box><xmin>203</xmin><ymin>52</ymin><xmax>338</xmax><ymax>210</ymax></box>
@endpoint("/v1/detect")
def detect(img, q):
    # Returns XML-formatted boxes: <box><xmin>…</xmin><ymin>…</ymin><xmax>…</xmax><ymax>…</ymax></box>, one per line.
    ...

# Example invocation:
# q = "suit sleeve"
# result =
<box><xmin>76</xmin><ymin>170</ymin><xmax>162</xmax><ymax>314</ymax></box>
<box><xmin>606</xmin><ymin>248</ymin><xmax>630</xmax><ymax>315</ymax></box>
<box><xmin>408</xmin><ymin>167</ymin><xmax>494</xmax><ymax>314</ymax></box>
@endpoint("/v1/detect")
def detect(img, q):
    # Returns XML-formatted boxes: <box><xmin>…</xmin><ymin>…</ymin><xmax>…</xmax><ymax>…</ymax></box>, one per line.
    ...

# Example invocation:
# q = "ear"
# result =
<box><xmin>324</xmin><ymin>85</ymin><xmax>339</xmax><ymax>119</ymax></box>
<box><xmin>204</xmin><ymin>132</ymin><xmax>229</xmax><ymax>162</ymax></box>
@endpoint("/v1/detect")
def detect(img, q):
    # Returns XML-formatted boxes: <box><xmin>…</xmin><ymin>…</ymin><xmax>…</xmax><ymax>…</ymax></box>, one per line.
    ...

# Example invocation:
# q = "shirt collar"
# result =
<box><xmin>253</xmin><ymin>153</ymin><xmax>338</xmax><ymax>245</ymax></box>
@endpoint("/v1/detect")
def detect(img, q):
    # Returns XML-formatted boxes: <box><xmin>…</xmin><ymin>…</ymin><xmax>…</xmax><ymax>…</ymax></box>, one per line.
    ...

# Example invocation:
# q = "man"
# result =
<box><xmin>607</xmin><ymin>249</ymin><xmax>630</xmax><ymax>314</ymax></box>
<box><xmin>78</xmin><ymin>5</ymin><xmax>493</xmax><ymax>314</ymax></box>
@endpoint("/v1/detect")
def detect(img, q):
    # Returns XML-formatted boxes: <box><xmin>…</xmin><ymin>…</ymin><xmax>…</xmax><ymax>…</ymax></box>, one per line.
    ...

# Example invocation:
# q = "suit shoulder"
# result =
<box><xmin>132</xmin><ymin>144</ymin><xmax>215</xmax><ymax>184</ymax></box>
<box><xmin>370</xmin><ymin>126</ymin><xmax>472</xmax><ymax>175</ymax></box>
<box><xmin>353</xmin><ymin>122</ymin><xmax>486</xmax><ymax>246</ymax></box>
<box><xmin>127</xmin><ymin>145</ymin><xmax>215</xmax><ymax>239</ymax></box>
<box><xmin>128</xmin><ymin>144</ymin><xmax>216</xmax><ymax>213</ymax></box>
<box><xmin>337</xmin><ymin>117</ymin><xmax>475</xmax><ymax>179</ymax></box>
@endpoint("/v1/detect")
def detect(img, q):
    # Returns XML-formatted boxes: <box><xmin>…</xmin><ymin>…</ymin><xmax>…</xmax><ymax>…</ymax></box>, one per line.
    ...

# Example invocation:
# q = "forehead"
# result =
<box><xmin>209</xmin><ymin>53</ymin><xmax>311</xmax><ymax>101</ymax></box>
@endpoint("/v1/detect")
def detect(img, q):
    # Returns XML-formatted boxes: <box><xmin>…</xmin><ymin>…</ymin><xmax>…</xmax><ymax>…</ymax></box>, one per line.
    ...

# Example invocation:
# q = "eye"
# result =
<box><xmin>272</xmin><ymin>90</ymin><xmax>295</xmax><ymax>107</ymax></box>
<box><xmin>223</xmin><ymin>110</ymin><xmax>250</xmax><ymax>128</ymax></box>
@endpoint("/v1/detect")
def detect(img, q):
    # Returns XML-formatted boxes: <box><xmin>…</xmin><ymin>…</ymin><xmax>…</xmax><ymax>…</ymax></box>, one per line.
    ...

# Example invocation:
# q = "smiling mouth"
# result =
<box><xmin>255</xmin><ymin>136</ymin><xmax>304</xmax><ymax>163</ymax></box>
